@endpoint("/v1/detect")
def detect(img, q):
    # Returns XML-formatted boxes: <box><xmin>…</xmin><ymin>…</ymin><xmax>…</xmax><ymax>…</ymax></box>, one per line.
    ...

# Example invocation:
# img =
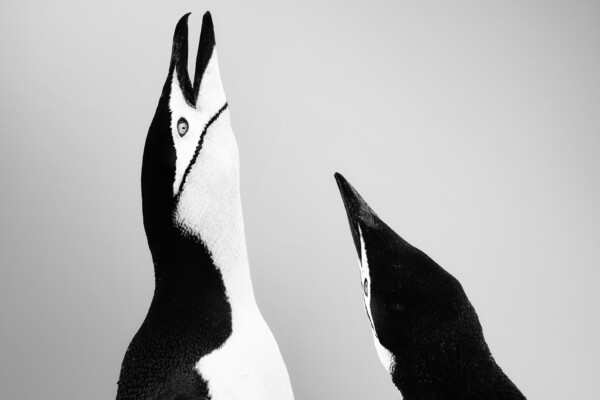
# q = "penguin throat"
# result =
<box><xmin>358</xmin><ymin>226</ymin><xmax>396</xmax><ymax>375</ymax></box>
<box><xmin>390</xmin><ymin>326</ymin><xmax>523</xmax><ymax>400</ymax></box>
<box><xmin>174</xmin><ymin>185</ymin><xmax>257</xmax><ymax>318</ymax></box>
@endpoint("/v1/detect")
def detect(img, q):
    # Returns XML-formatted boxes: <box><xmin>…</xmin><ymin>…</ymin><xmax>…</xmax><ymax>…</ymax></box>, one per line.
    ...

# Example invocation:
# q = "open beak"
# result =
<box><xmin>170</xmin><ymin>12</ymin><xmax>217</xmax><ymax>106</ymax></box>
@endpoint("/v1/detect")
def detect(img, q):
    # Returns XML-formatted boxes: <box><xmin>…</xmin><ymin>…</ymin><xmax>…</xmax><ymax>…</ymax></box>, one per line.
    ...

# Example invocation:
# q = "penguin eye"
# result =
<box><xmin>177</xmin><ymin>117</ymin><xmax>189</xmax><ymax>137</ymax></box>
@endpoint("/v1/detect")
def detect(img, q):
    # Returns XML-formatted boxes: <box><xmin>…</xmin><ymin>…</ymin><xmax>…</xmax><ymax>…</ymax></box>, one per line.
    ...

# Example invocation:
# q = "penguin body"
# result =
<box><xmin>334</xmin><ymin>173</ymin><xmax>526</xmax><ymax>400</ymax></box>
<box><xmin>116</xmin><ymin>13</ymin><xmax>294</xmax><ymax>400</ymax></box>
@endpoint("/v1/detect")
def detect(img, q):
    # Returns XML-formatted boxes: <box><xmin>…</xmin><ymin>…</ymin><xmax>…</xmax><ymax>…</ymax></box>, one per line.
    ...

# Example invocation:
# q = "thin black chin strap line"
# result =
<box><xmin>175</xmin><ymin>102</ymin><xmax>229</xmax><ymax>198</ymax></box>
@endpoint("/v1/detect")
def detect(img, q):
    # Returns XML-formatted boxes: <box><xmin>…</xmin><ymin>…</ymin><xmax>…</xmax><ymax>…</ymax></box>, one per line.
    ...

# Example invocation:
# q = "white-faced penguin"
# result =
<box><xmin>116</xmin><ymin>13</ymin><xmax>294</xmax><ymax>400</ymax></box>
<box><xmin>334</xmin><ymin>172</ymin><xmax>526</xmax><ymax>400</ymax></box>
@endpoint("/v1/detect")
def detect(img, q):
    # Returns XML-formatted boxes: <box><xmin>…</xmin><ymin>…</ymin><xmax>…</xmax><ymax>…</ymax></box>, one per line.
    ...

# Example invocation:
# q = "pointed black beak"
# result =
<box><xmin>170</xmin><ymin>12</ymin><xmax>217</xmax><ymax>106</ymax></box>
<box><xmin>193</xmin><ymin>11</ymin><xmax>216</xmax><ymax>100</ymax></box>
<box><xmin>334</xmin><ymin>173</ymin><xmax>379</xmax><ymax>261</ymax></box>
<box><xmin>171</xmin><ymin>13</ymin><xmax>193</xmax><ymax>104</ymax></box>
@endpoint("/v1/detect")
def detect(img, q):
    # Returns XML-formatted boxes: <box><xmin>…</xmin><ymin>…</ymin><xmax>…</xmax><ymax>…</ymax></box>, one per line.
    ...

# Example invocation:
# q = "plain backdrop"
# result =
<box><xmin>1</xmin><ymin>1</ymin><xmax>599</xmax><ymax>399</ymax></box>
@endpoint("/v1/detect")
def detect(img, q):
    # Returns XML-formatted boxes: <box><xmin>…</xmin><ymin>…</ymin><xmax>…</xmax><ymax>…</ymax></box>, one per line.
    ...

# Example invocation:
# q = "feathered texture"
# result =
<box><xmin>117</xmin><ymin>12</ymin><xmax>294</xmax><ymax>400</ymax></box>
<box><xmin>335</xmin><ymin>173</ymin><xmax>526</xmax><ymax>400</ymax></box>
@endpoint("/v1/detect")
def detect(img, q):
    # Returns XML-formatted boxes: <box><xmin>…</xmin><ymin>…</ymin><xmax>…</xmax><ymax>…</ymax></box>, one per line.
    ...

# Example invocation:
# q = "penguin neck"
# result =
<box><xmin>389</xmin><ymin>321</ymin><xmax>525</xmax><ymax>400</ymax></box>
<box><xmin>151</xmin><ymin>229</ymin><xmax>255</xmax><ymax>306</ymax></box>
<box><xmin>395</xmin><ymin>370</ymin><xmax>524</xmax><ymax>400</ymax></box>
<box><xmin>158</xmin><ymin>188</ymin><xmax>259</xmax><ymax>319</ymax></box>
<box><xmin>200</xmin><ymin>213</ymin><xmax>259</xmax><ymax>318</ymax></box>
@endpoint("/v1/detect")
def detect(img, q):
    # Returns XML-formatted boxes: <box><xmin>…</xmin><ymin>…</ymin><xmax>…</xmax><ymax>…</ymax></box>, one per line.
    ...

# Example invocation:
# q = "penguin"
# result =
<box><xmin>116</xmin><ymin>13</ymin><xmax>294</xmax><ymax>400</ymax></box>
<box><xmin>334</xmin><ymin>173</ymin><xmax>526</xmax><ymax>400</ymax></box>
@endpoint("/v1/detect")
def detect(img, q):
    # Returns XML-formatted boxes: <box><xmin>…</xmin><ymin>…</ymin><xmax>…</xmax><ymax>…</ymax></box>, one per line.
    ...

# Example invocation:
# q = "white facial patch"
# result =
<box><xmin>358</xmin><ymin>226</ymin><xmax>395</xmax><ymax>375</ymax></box>
<box><xmin>169</xmin><ymin>49</ymin><xmax>227</xmax><ymax>195</ymax></box>
<box><xmin>195</xmin><ymin>49</ymin><xmax>226</xmax><ymax>112</ymax></box>
<box><xmin>175</xmin><ymin>108</ymin><xmax>242</xmax><ymax>270</ymax></box>
<box><xmin>357</xmin><ymin>226</ymin><xmax>373</xmax><ymax>323</ymax></box>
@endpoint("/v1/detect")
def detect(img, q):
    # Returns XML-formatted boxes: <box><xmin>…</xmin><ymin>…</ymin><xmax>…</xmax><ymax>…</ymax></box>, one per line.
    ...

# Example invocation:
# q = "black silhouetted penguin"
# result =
<box><xmin>116</xmin><ymin>13</ymin><xmax>294</xmax><ymax>400</ymax></box>
<box><xmin>334</xmin><ymin>172</ymin><xmax>526</xmax><ymax>400</ymax></box>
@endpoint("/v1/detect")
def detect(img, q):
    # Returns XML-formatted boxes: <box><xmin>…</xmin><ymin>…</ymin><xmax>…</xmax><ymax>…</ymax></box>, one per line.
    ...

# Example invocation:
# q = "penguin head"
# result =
<box><xmin>141</xmin><ymin>12</ymin><xmax>238</xmax><ymax>263</ymax></box>
<box><xmin>334</xmin><ymin>173</ymin><xmax>481</xmax><ymax>377</ymax></box>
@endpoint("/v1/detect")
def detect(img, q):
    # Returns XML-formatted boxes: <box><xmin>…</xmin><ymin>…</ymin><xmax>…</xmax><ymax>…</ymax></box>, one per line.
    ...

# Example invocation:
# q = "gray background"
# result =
<box><xmin>1</xmin><ymin>1</ymin><xmax>598</xmax><ymax>399</ymax></box>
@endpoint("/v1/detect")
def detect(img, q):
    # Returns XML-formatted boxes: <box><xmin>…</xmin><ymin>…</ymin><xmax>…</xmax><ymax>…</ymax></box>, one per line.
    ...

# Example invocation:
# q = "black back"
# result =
<box><xmin>116</xmin><ymin>13</ymin><xmax>231</xmax><ymax>400</ymax></box>
<box><xmin>334</xmin><ymin>173</ymin><xmax>526</xmax><ymax>400</ymax></box>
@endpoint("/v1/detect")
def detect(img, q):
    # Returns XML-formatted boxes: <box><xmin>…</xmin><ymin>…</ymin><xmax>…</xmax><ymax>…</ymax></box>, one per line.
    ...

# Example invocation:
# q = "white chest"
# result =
<box><xmin>195</xmin><ymin>309</ymin><xmax>295</xmax><ymax>400</ymax></box>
